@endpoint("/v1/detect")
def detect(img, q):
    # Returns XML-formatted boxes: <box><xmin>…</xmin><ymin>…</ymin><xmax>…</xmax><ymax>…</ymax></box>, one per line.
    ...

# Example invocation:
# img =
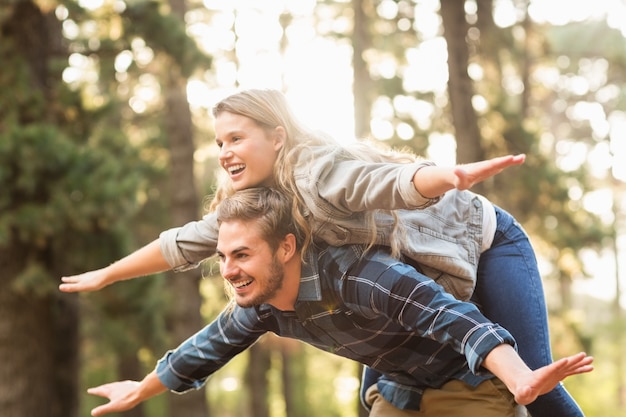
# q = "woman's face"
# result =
<box><xmin>215</xmin><ymin>111</ymin><xmax>284</xmax><ymax>191</ymax></box>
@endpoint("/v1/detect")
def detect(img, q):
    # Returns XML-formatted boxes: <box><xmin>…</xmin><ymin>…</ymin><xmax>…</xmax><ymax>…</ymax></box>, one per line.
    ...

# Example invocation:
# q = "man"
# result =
<box><xmin>87</xmin><ymin>187</ymin><xmax>593</xmax><ymax>417</ymax></box>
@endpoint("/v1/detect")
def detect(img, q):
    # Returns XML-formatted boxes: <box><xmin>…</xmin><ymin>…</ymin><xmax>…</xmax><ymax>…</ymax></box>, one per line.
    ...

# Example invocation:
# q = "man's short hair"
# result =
<box><xmin>216</xmin><ymin>187</ymin><xmax>304</xmax><ymax>251</ymax></box>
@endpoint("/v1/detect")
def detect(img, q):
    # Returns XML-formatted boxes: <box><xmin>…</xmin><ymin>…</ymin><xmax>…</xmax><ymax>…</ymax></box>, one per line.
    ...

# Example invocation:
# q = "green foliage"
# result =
<box><xmin>122</xmin><ymin>1</ymin><xmax>212</xmax><ymax>77</ymax></box>
<box><xmin>11</xmin><ymin>261</ymin><xmax>58</xmax><ymax>296</ymax></box>
<box><xmin>0</xmin><ymin>123</ymin><xmax>143</xmax><ymax>245</ymax></box>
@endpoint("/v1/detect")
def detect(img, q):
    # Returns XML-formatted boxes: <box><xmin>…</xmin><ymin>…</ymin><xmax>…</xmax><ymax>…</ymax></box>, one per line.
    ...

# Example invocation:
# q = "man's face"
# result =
<box><xmin>217</xmin><ymin>219</ymin><xmax>285</xmax><ymax>308</ymax></box>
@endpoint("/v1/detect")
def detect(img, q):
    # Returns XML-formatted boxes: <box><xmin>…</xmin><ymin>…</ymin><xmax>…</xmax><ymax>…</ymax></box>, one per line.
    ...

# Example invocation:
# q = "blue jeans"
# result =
<box><xmin>360</xmin><ymin>206</ymin><xmax>584</xmax><ymax>417</ymax></box>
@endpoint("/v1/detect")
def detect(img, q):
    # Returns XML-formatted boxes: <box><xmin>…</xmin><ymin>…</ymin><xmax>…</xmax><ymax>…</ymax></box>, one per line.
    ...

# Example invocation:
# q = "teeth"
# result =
<box><xmin>228</xmin><ymin>164</ymin><xmax>245</xmax><ymax>173</ymax></box>
<box><xmin>232</xmin><ymin>279</ymin><xmax>252</xmax><ymax>288</ymax></box>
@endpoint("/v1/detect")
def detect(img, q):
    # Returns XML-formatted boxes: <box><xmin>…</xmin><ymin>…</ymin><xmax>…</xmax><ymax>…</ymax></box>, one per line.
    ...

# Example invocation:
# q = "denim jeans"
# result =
<box><xmin>360</xmin><ymin>206</ymin><xmax>584</xmax><ymax>417</ymax></box>
<box><xmin>472</xmin><ymin>206</ymin><xmax>583</xmax><ymax>417</ymax></box>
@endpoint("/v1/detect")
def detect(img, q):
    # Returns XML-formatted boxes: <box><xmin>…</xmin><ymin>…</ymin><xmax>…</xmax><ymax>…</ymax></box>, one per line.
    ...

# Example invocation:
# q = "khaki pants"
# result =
<box><xmin>365</xmin><ymin>378</ymin><xmax>529</xmax><ymax>417</ymax></box>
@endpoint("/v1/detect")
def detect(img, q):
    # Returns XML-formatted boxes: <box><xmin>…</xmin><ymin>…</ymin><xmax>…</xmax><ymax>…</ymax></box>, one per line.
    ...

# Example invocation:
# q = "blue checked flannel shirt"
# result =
<box><xmin>156</xmin><ymin>244</ymin><xmax>515</xmax><ymax>411</ymax></box>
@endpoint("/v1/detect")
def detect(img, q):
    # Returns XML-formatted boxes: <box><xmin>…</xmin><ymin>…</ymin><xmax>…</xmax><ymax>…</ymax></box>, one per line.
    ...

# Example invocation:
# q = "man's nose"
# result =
<box><xmin>220</xmin><ymin>258</ymin><xmax>237</xmax><ymax>279</ymax></box>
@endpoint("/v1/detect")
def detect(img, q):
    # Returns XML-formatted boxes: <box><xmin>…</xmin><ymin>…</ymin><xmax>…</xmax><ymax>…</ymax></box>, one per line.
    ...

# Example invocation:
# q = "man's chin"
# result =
<box><xmin>235</xmin><ymin>296</ymin><xmax>256</xmax><ymax>309</ymax></box>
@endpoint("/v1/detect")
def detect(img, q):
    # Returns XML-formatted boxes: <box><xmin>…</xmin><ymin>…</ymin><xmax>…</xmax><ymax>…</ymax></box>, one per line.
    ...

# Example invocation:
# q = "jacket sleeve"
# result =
<box><xmin>296</xmin><ymin>147</ymin><xmax>441</xmax><ymax>216</ymax></box>
<box><xmin>159</xmin><ymin>211</ymin><xmax>220</xmax><ymax>271</ymax></box>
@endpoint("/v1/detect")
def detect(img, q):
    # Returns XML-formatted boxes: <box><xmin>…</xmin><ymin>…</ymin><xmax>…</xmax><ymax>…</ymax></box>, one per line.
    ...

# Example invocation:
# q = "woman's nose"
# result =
<box><xmin>219</xmin><ymin>145</ymin><xmax>233</xmax><ymax>161</ymax></box>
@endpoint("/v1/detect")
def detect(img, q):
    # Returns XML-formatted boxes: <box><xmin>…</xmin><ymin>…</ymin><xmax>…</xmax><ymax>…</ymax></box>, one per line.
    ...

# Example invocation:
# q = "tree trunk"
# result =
<box><xmin>281</xmin><ymin>340</ymin><xmax>308</xmax><ymax>417</ymax></box>
<box><xmin>352</xmin><ymin>0</ymin><xmax>375</xmax><ymax>139</ymax></box>
<box><xmin>0</xmin><ymin>243</ymin><xmax>80</xmax><ymax>417</ymax></box>
<box><xmin>162</xmin><ymin>2</ymin><xmax>207</xmax><ymax>415</ymax></box>
<box><xmin>163</xmin><ymin>60</ymin><xmax>209</xmax><ymax>417</ymax></box>
<box><xmin>0</xmin><ymin>2</ymin><xmax>79</xmax><ymax>416</ymax></box>
<box><xmin>246</xmin><ymin>344</ymin><xmax>271</xmax><ymax>417</ymax></box>
<box><xmin>439</xmin><ymin>0</ymin><xmax>485</xmax><ymax>178</ymax></box>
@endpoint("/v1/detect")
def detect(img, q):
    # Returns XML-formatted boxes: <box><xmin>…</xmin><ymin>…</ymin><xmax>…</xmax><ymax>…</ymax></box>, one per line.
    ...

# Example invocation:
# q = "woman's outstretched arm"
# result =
<box><xmin>59</xmin><ymin>239</ymin><xmax>171</xmax><ymax>292</ymax></box>
<box><xmin>413</xmin><ymin>154</ymin><xmax>526</xmax><ymax>198</ymax></box>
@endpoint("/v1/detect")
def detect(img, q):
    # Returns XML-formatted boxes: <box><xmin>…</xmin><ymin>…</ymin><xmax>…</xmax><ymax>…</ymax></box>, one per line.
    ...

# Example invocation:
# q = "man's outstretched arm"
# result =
<box><xmin>483</xmin><ymin>344</ymin><xmax>593</xmax><ymax>405</ymax></box>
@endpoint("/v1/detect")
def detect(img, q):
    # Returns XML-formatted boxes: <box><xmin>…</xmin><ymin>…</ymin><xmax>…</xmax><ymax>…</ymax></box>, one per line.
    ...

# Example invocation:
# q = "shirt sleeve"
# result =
<box><xmin>159</xmin><ymin>211</ymin><xmax>220</xmax><ymax>271</ymax></box>
<box><xmin>155</xmin><ymin>305</ymin><xmax>266</xmax><ymax>392</ymax></box>
<box><xmin>342</xmin><ymin>251</ymin><xmax>516</xmax><ymax>374</ymax></box>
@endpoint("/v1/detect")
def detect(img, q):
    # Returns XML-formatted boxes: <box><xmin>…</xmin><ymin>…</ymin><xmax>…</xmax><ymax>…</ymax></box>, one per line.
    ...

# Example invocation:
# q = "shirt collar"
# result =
<box><xmin>296</xmin><ymin>248</ymin><xmax>323</xmax><ymax>302</ymax></box>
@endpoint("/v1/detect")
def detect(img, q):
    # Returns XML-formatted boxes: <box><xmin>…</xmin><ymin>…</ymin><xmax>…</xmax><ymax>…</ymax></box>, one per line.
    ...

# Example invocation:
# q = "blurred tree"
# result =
<box><xmin>352</xmin><ymin>0</ymin><xmax>375</xmax><ymax>140</ymax></box>
<box><xmin>99</xmin><ymin>1</ymin><xmax>213</xmax><ymax>415</ymax></box>
<box><xmin>341</xmin><ymin>1</ymin><xmax>619</xmax><ymax>415</ymax></box>
<box><xmin>157</xmin><ymin>0</ymin><xmax>208</xmax><ymax>414</ymax></box>
<box><xmin>440</xmin><ymin>0</ymin><xmax>484</xmax><ymax>170</ymax></box>
<box><xmin>0</xmin><ymin>1</ymin><xmax>149</xmax><ymax>415</ymax></box>
<box><xmin>0</xmin><ymin>2</ymin><xmax>214</xmax><ymax>417</ymax></box>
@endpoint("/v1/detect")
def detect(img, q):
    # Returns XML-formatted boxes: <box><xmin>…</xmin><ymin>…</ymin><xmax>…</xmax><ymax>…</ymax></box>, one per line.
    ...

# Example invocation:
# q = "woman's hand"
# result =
<box><xmin>413</xmin><ymin>154</ymin><xmax>526</xmax><ymax>198</ymax></box>
<box><xmin>453</xmin><ymin>154</ymin><xmax>526</xmax><ymax>191</ymax></box>
<box><xmin>59</xmin><ymin>268</ymin><xmax>110</xmax><ymax>293</ymax></box>
<box><xmin>58</xmin><ymin>239</ymin><xmax>171</xmax><ymax>293</ymax></box>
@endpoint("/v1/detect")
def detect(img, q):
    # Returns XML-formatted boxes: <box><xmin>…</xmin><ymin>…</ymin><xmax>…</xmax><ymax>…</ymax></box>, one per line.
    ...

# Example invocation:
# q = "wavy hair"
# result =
<box><xmin>207</xmin><ymin>89</ymin><xmax>418</xmax><ymax>259</ymax></box>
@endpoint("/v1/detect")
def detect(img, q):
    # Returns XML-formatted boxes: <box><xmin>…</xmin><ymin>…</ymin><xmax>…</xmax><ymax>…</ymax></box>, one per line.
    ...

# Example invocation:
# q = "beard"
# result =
<box><xmin>236</xmin><ymin>255</ymin><xmax>285</xmax><ymax>308</ymax></box>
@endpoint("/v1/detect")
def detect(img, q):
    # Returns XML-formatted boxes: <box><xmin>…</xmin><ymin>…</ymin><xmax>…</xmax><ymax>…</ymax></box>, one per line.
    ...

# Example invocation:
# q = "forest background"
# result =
<box><xmin>1</xmin><ymin>0</ymin><xmax>625</xmax><ymax>416</ymax></box>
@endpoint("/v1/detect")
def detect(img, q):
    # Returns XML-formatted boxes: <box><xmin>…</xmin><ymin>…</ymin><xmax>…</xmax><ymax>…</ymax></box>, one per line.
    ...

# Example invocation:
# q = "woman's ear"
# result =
<box><xmin>273</xmin><ymin>126</ymin><xmax>287</xmax><ymax>151</ymax></box>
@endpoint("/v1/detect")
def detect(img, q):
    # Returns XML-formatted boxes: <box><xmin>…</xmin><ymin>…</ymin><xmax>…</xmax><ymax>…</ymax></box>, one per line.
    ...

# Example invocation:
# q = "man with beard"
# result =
<box><xmin>86</xmin><ymin>187</ymin><xmax>593</xmax><ymax>417</ymax></box>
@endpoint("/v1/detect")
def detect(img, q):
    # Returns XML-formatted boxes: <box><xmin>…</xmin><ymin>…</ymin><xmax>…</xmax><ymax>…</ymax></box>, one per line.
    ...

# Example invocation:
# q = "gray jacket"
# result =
<box><xmin>160</xmin><ymin>146</ymin><xmax>490</xmax><ymax>300</ymax></box>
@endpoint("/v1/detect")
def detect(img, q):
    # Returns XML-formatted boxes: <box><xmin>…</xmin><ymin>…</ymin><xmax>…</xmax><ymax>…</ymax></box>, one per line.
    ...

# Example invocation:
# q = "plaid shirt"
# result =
<box><xmin>156</xmin><ymin>244</ymin><xmax>515</xmax><ymax>411</ymax></box>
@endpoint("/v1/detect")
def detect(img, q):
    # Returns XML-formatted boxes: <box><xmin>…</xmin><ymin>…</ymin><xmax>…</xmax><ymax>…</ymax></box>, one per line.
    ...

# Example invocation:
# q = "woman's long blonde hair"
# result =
<box><xmin>207</xmin><ymin>88</ymin><xmax>417</xmax><ymax>258</ymax></box>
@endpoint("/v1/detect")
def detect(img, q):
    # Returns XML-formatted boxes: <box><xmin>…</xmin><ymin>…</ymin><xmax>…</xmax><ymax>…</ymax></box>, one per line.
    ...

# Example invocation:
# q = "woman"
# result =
<box><xmin>61</xmin><ymin>89</ymin><xmax>583</xmax><ymax>416</ymax></box>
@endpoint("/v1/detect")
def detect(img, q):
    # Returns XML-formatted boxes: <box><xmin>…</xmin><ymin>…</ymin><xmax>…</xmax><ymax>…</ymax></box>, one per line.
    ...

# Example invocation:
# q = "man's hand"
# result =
<box><xmin>453</xmin><ymin>154</ymin><xmax>526</xmax><ymax>191</ymax></box>
<box><xmin>88</xmin><ymin>372</ymin><xmax>168</xmax><ymax>416</ymax></box>
<box><xmin>88</xmin><ymin>381</ymin><xmax>142</xmax><ymax>416</ymax></box>
<box><xmin>512</xmin><ymin>352</ymin><xmax>594</xmax><ymax>405</ymax></box>
<box><xmin>59</xmin><ymin>269</ymin><xmax>109</xmax><ymax>293</ymax></box>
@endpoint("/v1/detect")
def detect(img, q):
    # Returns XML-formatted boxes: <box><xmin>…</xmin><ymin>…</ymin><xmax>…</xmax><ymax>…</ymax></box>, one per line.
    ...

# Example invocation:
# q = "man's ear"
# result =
<box><xmin>273</xmin><ymin>126</ymin><xmax>286</xmax><ymax>151</ymax></box>
<box><xmin>279</xmin><ymin>233</ymin><xmax>297</xmax><ymax>262</ymax></box>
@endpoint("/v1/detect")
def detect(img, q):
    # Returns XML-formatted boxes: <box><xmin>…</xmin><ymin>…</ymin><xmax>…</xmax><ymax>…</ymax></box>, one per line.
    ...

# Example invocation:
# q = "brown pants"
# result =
<box><xmin>365</xmin><ymin>378</ymin><xmax>529</xmax><ymax>417</ymax></box>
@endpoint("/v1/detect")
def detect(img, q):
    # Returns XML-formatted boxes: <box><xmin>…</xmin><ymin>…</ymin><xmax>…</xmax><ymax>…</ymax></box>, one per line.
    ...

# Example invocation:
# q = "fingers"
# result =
<box><xmin>557</xmin><ymin>352</ymin><xmax>594</xmax><ymax>376</ymax></box>
<box><xmin>499</xmin><ymin>154</ymin><xmax>525</xmax><ymax>166</ymax></box>
<box><xmin>86</xmin><ymin>381</ymin><xmax>140</xmax><ymax>416</ymax></box>
<box><xmin>514</xmin><ymin>352</ymin><xmax>593</xmax><ymax>405</ymax></box>
<box><xmin>91</xmin><ymin>403</ymin><xmax>111</xmax><ymax>417</ymax></box>
<box><xmin>87</xmin><ymin>385</ymin><xmax>113</xmax><ymax>416</ymax></box>
<box><xmin>546</xmin><ymin>352</ymin><xmax>594</xmax><ymax>378</ymax></box>
<box><xmin>59</xmin><ymin>276</ymin><xmax>79</xmax><ymax>293</ymax></box>
<box><xmin>87</xmin><ymin>384</ymin><xmax>110</xmax><ymax>398</ymax></box>
<box><xmin>58</xmin><ymin>271</ymin><xmax>106</xmax><ymax>293</ymax></box>
<box><xmin>453</xmin><ymin>154</ymin><xmax>526</xmax><ymax>191</ymax></box>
